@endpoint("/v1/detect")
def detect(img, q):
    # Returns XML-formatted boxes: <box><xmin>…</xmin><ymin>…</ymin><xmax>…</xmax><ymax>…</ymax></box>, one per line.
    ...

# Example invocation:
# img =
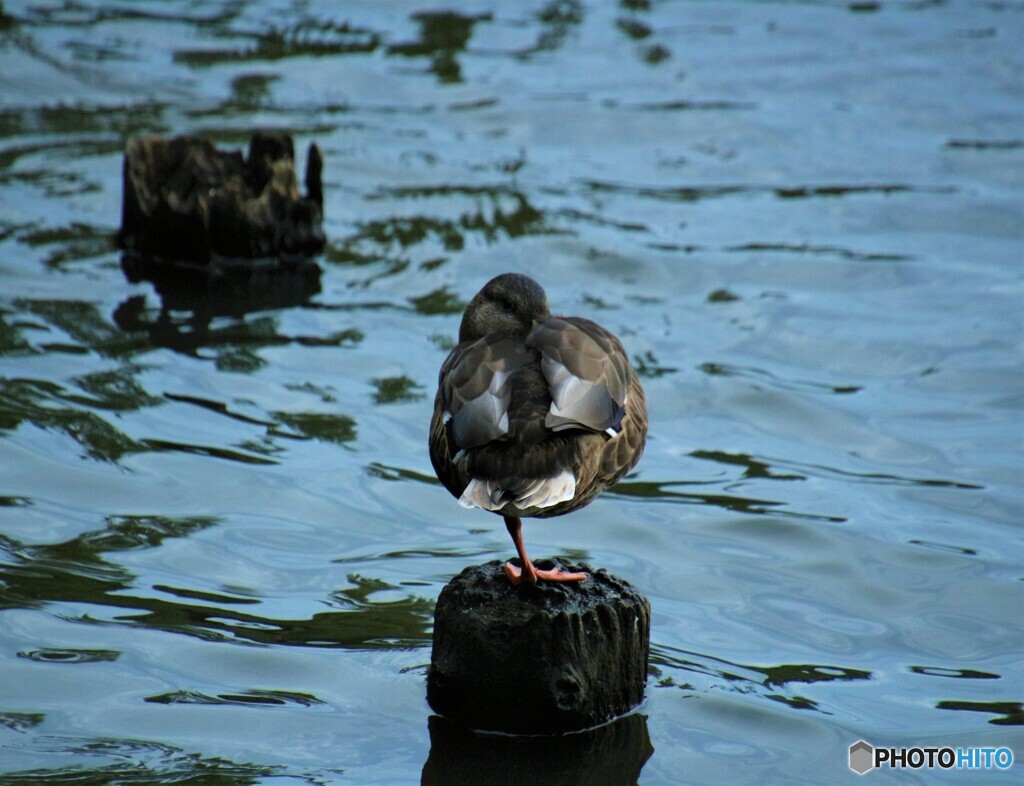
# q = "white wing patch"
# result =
<box><xmin>458</xmin><ymin>469</ymin><xmax>577</xmax><ymax>512</ymax></box>
<box><xmin>542</xmin><ymin>354</ymin><xmax>615</xmax><ymax>433</ymax></box>
<box><xmin>452</xmin><ymin>370</ymin><xmax>512</xmax><ymax>448</ymax></box>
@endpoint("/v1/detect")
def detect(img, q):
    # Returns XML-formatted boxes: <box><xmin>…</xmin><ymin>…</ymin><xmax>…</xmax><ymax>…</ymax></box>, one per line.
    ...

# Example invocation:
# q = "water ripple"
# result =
<box><xmin>145</xmin><ymin>688</ymin><xmax>327</xmax><ymax>709</ymax></box>
<box><xmin>698</xmin><ymin>361</ymin><xmax>861</xmax><ymax>395</ymax></box>
<box><xmin>580</xmin><ymin>179</ymin><xmax>956</xmax><ymax>203</ymax></box>
<box><xmin>609</xmin><ymin>479</ymin><xmax>847</xmax><ymax>523</ymax></box>
<box><xmin>3</xmin><ymin>735</ymin><xmax>342</xmax><ymax>785</ymax></box>
<box><xmin>650</xmin><ymin>641</ymin><xmax>873</xmax><ymax>717</ymax></box>
<box><xmin>17</xmin><ymin>648</ymin><xmax>119</xmax><ymax>664</ymax></box>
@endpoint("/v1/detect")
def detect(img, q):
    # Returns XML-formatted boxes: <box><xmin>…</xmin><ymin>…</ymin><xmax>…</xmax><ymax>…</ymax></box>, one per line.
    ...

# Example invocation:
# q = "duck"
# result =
<box><xmin>429</xmin><ymin>273</ymin><xmax>647</xmax><ymax>585</ymax></box>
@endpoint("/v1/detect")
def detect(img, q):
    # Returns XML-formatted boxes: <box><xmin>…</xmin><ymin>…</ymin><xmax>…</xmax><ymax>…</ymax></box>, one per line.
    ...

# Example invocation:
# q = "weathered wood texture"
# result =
<box><xmin>427</xmin><ymin>560</ymin><xmax>651</xmax><ymax>735</ymax></box>
<box><xmin>118</xmin><ymin>132</ymin><xmax>324</xmax><ymax>263</ymax></box>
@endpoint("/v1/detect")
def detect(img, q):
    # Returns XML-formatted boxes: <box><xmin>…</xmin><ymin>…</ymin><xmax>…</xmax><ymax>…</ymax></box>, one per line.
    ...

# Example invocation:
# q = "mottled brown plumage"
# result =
<box><xmin>429</xmin><ymin>273</ymin><xmax>647</xmax><ymax>584</ymax></box>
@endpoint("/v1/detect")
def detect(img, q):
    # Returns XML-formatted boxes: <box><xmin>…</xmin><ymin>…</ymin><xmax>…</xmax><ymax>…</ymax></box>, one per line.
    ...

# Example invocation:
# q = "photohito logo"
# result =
<box><xmin>848</xmin><ymin>740</ymin><xmax>1014</xmax><ymax>775</ymax></box>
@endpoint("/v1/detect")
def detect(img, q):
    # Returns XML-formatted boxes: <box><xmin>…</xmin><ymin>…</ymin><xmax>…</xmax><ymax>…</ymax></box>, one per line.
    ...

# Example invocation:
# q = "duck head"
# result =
<box><xmin>459</xmin><ymin>273</ymin><xmax>550</xmax><ymax>343</ymax></box>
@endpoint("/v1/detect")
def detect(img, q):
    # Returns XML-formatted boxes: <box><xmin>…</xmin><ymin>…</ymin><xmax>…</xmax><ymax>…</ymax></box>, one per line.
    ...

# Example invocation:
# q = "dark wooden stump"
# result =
<box><xmin>118</xmin><ymin>132</ymin><xmax>324</xmax><ymax>264</ymax></box>
<box><xmin>427</xmin><ymin>560</ymin><xmax>651</xmax><ymax>735</ymax></box>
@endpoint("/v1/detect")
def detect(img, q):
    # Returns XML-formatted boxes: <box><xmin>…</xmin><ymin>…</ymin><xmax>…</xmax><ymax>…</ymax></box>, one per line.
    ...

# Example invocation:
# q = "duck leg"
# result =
<box><xmin>503</xmin><ymin>515</ymin><xmax>588</xmax><ymax>585</ymax></box>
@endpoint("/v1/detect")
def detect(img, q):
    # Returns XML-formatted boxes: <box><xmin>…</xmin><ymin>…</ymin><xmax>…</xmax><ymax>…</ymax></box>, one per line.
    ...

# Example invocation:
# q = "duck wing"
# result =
<box><xmin>438</xmin><ymin>334</ymin><xmax>535</xmax><ymax>451</ymax></box>
<box><xmin>529</xmin><ymin>317</ymin><xmax>630</xmax><ymax>436</ymax></box>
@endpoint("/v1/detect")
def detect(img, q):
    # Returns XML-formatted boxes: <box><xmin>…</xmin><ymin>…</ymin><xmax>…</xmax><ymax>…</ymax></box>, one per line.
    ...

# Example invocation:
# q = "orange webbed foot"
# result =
<box><xmin>504</xmin><ymin>560</ymin><xmax>589</xmax><ymax>585</ymax></box>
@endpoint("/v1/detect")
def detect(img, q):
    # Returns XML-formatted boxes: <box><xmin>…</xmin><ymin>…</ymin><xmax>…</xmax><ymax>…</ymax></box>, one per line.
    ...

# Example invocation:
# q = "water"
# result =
<box><xmin>1</xmin><ymin>0</ymin><xmax>1022</xmax><ymax>783</ymax></box>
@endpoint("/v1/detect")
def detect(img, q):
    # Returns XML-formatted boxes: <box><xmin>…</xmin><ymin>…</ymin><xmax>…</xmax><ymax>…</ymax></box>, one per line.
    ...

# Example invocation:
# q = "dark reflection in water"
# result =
<box><xmin>935</xmin><ymin>701</ymin><xmax>1023</xmax><ymax>727</ymax></box>
<box><xmin>330</xmin><ymin>189</ymin><xmax>551</xmax><ymax>287</ymax></box>
<box><xmin>14</xmin><ymin>298</ymin><xmax>147</xmax><ymax>359</ymax></box>
<box><xmin>363</xmin><ymin>462</ymin><xmax>441</xmax><ymax>486</ymax></box>
<box><xmin>116</xmin><ymin>252</ymin><xmax>325</xmax><ymax>355</ymax></box>
<box><xmin>650</xmin><ymin>642</ymin><xmax>872</xmax><ymax>715</ymax></box>
<box><xmin>408</xmin><ymin>286</ymin><xmax>465</xmax><ymax>316</ymax></box>
<box><xmin>19</xmin><ymin>223</ymin><xmax>117</xmax><ymax>270</ymax></box>
<box><xmin>120</xmin><ymin>254</ymin><xmax>322</xmax><ymax>314</ymax></box>
<box><xmin>145</xmin><ymin>688</ymin><xmax>326</xmax><ymax>708</ymax></box>
<box><xmin>1</xmin><ymin>736</ymin><xmax>343</xmax><ymax>785</ymax></box>
<box><xmin>697</xmin><ymin>361</ymin><xmax>862</xmax><ymax>395</ymax></box>
<box><xmin>0</xmin><ymin>712</ymin><xmax>44</xmax><ymax>733</ymax></box>
<box><xmin>725</xmin><ymin>241</ymin><xmax>914</xmax><ymax>263</ymax></box>
<box><xmin>692</xmin><ymin>449</ymin><xmax>982</xmax><ymax>490</ymax></box>
<box><xmin>691</xmin><ymin>449</ymin><xmax>806</xmax><ymax>482</ymax></box>
<box><xmin>422</xmin><ymin>713</ymin><xmax>653</xmax><ymax>786</ymax></box>
<box><xmin>607</xmin><ymin>442</ymin><xmax>981</xmax><ymax>523</ymax></box>
<box><xmin>0</xmin><ymin>101</ymin><xmax>166</xmax><ymax>140</ymax></box>
<box><xmin>581</xmin><ymin>178</ymin><xmax>955</xmax><ymax>203</ymax></box>
<box><xmin>0</xmin><ymin>516</ymin><xmax>219</xmax><ymax>612</ymax></box>
<box><xmin>610</xmin><ymin>478</ymin><xmax>847</xmax><ymax>523</ymax></box>
<box><xmin>388</xmin><ymin>11</ymin><xmax>491</xmax><ymax>84</ymax></box>
<box><xmin>373</xmin><ymin>375</ymin><xmax>426</xmax><ymax>405</ymax></box>
<box><xmin>0</xmin><ymin>518</ymin><xmax>432</xmax><ymax>650</ymax></box>
<box><xmin>17</xmin><ymin>648</ymin><xmax>120</xmax><ymax>664</ymax></box>
<box><xmin>947</xmin><ymin>139</ymin><xmax>1024</xmax><ymax>150</ymax></box>
<box><xmin>534</xmin><ymin>0</ymin><xmax>585</xmax><ymax>54</ymax></box>
<box><xmin>910</xmin><ymin>666</ymin><xmax>1000</xmax><ymax>680</ymax></box>
<box><xmin>273</xmin><ymin>411</ymin><xmax>357</xmax><ymax>446</ymax></box>
<box><xmin>632</xmin><ymin>350</ymin><xmax>678</xmax><ymax>378</ymax></box>
<box><xmin>0</xmin><ymin>364</ymin><xmax>356</xmax><ymax>467</ymax></box>
<box><xmin>0</xmin><ymin>250</ymin><xmax>375</xmax><ymax>467</ymax></box>
<box><xmin>0</xmin><ymin>374</ymin><xmax>148</xmax><ymax>463</ymax></box>
<box><xmin>176</xmin><ymin>20</ymin><xmax>381</xmax><ymax>68</ymax></box>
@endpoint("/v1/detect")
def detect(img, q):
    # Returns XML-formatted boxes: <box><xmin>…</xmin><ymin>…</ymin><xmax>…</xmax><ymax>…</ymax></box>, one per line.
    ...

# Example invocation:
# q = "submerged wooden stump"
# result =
<box><xmin>427</xmin><ymin>560</ymin><xmax>651</xmax><ymax>735</ymax></box>
<box><xmin>118</xmin><ymin>132</ymin><xmax>324</xmax><ymax>264</ymax></box>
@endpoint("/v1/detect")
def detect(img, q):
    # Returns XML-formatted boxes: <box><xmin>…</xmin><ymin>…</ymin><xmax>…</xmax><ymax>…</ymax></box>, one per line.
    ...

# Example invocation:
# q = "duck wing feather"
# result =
<box><xmin>439</xmin><ymin>334</ymin><xmax>534</xmax><ymax>451</ymax></box>
<box><xmin>529</xmin><ymin>317</ymin><xmax>630</xmax><ymax>435</ymax></box>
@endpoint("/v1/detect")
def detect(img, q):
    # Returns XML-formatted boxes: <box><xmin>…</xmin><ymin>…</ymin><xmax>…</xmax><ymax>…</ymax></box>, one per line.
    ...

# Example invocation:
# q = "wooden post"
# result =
<box><xmin>427</xmin><ymin>560</ymin><xmax>651</xmax><ymax>735</ymax></box>
<box><xmin>118</xmin><ymin>132</ymin><xmax>324</xmax><ymax>264</ymax></box>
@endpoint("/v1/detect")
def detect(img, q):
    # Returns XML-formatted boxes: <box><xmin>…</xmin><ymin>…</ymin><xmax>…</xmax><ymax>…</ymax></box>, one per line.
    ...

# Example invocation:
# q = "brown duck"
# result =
<box><xmin>429</xmin><ymin>273</ymin><xmax>647</xmax><ymax>584</ymax></box>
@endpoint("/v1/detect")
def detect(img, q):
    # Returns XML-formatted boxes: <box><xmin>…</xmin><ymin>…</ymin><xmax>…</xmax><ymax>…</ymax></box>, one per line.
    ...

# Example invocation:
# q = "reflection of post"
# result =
<box><xmin>427</xmin><ymin>561</ymin><xmax>651</xmax><ymax>735</ymax></box>
<box><xmin>115</xmin><ymin>252</ymin><xmax>321</xmax><ymax>352</ymax></box>
<box><xmin>422</xmin><ymin>713</ymin><xmax>654</xmax><ymax>785</ymax></box>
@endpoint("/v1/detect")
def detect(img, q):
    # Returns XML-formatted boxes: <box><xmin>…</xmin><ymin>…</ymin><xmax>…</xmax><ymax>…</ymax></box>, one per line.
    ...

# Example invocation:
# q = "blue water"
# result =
<box><xmin>0</xmin><ymin>1</ymin><xmax>1021</xmax><ymax>783</ymax></box>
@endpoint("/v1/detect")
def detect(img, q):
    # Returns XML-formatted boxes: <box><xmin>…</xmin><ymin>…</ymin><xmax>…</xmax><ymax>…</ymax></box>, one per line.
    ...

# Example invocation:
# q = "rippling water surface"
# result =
<box><xmin>1</xmin><ymin>1</ymin><xmax>1022</xmax><ymax>783</ymax></box>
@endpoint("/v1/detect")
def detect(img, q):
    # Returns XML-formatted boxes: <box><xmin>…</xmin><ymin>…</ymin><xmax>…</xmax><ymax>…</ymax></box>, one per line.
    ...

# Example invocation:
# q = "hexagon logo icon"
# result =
<box><xmin>849</xmin><ymin>740</ymin><xmax>874</xmax><ymax>775</ymax></box>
